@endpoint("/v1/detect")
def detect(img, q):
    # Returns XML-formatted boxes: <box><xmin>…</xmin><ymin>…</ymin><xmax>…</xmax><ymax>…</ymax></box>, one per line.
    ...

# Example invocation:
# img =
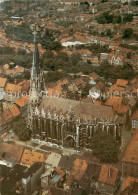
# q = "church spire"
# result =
<box><xmin>31</xmin><ymin>31</ymin><xmax>40</xmax><ymax>77</ymax></box>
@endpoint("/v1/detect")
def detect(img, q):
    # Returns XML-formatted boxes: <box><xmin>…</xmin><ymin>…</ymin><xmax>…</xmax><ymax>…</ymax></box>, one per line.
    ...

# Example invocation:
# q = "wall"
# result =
<box><xmin>31</xmin><ymin>165</ymin><xmax>45</xmax><ymax>193</ymax></box>
<box><xmin>132</xmin><ymin>119</ymin><xmax>138</xmax><ymax>129</ymax></box>
<box><xmin>122</xmin><ymin>161</ymin><xmax>138</xmax><ymax>178</ymax></box>
<box><xmin>99</xmin><ymin>182</ymin><xmax>115</xmax><ymax>195</ymax></box>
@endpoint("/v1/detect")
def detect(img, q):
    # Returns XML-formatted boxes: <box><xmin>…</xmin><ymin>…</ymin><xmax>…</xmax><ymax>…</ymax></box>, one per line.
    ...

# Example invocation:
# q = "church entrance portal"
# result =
<box><xmin>65</xmin><ymin>136</ymin><xmax>76</xmax><ymax>148</ymax></box>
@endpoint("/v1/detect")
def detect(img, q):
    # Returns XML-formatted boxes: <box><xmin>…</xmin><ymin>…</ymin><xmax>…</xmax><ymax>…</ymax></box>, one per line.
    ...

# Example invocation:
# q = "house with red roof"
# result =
<box><xmin>98</xmin><ymin>165</ymin><xmax>120</xmax><ymax>195</ymax></box>
<box><xmin>108</xmin><ymin>52</ymin><xmax>124</xmax><ymax>66</ymax></box>
<box><xmin>122</xmin><ymin>129</ymin><xmax>138</xmax><ymax>178</ymax></box>
<box><xmin>0</xmin><ymin>104</ymin><xmax>21</xmax><ymax>132</ymax></box>
<box><xmin>0</xmin><ymin>77</ymin><xmax>7</xmax><ymax>92</ymax></box>
<box><xmin>121</xmin><ymin>176</ymin><xmax>138</xmax><ymax>193</ymax></box>
<box><xmin>105</xmin><ymin>96</ymin><xmax>129</xmax><ymax>127</ymax></box>
<box><xmin>116</xmin><ymin>79</ymin><xmax>128</xmax><ymax>88</ymax></box>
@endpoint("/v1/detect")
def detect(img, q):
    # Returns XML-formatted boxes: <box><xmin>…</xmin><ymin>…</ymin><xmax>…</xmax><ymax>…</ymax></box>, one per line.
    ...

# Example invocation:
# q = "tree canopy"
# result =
<box><xmin>41</xmin><ymin>29</ymin><xmax>62</xmax><ymax>51</ymax></box>
<box><xmin>91</xmin><ymin>132</ymin><xmax>120</xmax><ymax>163</ymax></box>
<box><xmin>123</xmin><ymin>14</ymin><xmax>133</xmax><ymax>23</ymax></box>
<box><xmin>5</xmin><ymin>23</ymin><xmax>34</xmax><ymax>43</ymax></box>
<box><xmin>12</xmin><ymin>117</ymin><xmax>31</xmax><ymax>141</ymax></box>
<box><xmin>96</xmin><ymin>62</ymin><xmax>134</xmax><ymax>80</ymax></box>
<box><xmin>97</xmin><ymin>12</ymin><xmax>121</xmax><ymax>24</ymax></box>
<box><xmin>123</xmin><ymin>28</ymin><xmax>134</xmax><ymax>39</ymax></box>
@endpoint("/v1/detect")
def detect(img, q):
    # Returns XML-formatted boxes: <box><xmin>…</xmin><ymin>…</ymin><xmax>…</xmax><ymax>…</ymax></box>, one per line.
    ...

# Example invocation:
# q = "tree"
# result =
<box><xmin>91</xmin><ymin>132</ymin><xmax>120</xmax><ymax>163</ymax></box>
<box><xmin>0</xmin><ymin>46</ymin><xmax>15</xmax><ymax>55</ymax></box>
<box><xmin>96</xmin><ymin>62</ymin><xmax>134</xmax><ymax>80</ymax></box>
<box><xmin>80</xmin><ymin>1</ymin><xmax>90</xmax><ymax>11</ymax></box>
<box><xmin>123</xmin><ymin>14</ymin><xmax>133</xmax><ymax>23</ymax></box>
<box><xmin>41</xmin><ymin>29</ymin><xmax>54</xmax><ymax>49</ymax></box>
<box><xmin>12</xmin><ymin>117</ymin><xmax>31</xmax><ymax>141</ymax></box>
<box><xmin>22</xmin><ymin>70</ymin><xmax>30</xmax><ymax>80</ymax></box>
<box><xmin>106</xmin><ymin>29</ymin><xmax>113</xmax><ymax>38</ymax></box>
<box><xmin>113</xmin><ymin>15</ymin><xmax>121</xmax><ymax>24</ymax></box>
<box><xmin>50</xmin><ymin>41</ymin><xmax>62</xmax><ymax>51</ymax></box>
<box><xmin>5</xmin><ymin>75</ymin><xmax>14</xmax><ymax>83</ymax></box>
<box><xmin>5</xmin><ymin>24</ymin><xmax>34</xmax><ymax>43</ymax></box>
<box><xmin>41</xmin><ymin>29</ymin><xmax>62</xmax><ymax>51</ymax></box>
<box><xmin>123</xmin><ymin>28</ymin><xmax>134</xmax><ymax>39</ymax></box>
<box><xmin>70</xmin><ymin>53</ymin><xmax>82</xmax><ymax>66</ymax></box>
<box><xmin>97</xmin><ymin>12</ymin><xmax>113</xmax><ymax>24</ymax></box>
<box><xmin>131</xmin><ymin>0</ymin><xmax>138</xmax><ymax>6</ymax></box>
<box><xmin>81</xmin><ymin>84</ymin><xmax>92</xmax><ymax>97</ymax></box>
<box><xmin>127</xmin><ymin>52</ymin><xmax>131</xmax><ymax>59</ymax></box>
<box><xmin>44</xmin><ymin>71</ymin><xmax>67</xmax><ymax>83</ymax></box>
<box><xmin>101</xmin><ymin>0</ymin><xmax>108</xmax><ymax>2</ymax></box>
<box><xmin>56</xmin><ymin>52</ymin><xmax>69</xmax><ymax>62</ymax></box>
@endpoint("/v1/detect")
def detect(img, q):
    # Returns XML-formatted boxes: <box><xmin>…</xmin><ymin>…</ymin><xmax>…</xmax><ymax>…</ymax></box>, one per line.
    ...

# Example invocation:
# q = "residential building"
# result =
<box><xmin>0</xmin><ymin>77</ymin><xmax>7</xmax><ymax>92</ymax></box>
<box><xmin>21</xmin><ymin>163</ymin><xmax>45</xmax><ymax>194</ymax></box>
<box><xmin>89</xmin><ymin>72</ymin><xmax>99</xmax><ymax>81</ymax></box>
<box><xmin>98</xmin><ymin>165</ymin><xmax>120</xmax><ymax>195</ymax></box>
<box><xmin>105</xmin><ymin>97</ymin><xmax>129</xmax><ymax>127</ymax></box>
<box><xmin>20</xmin><ymin>149</ymin><xmax>47</xmax><ymax>167</ymax></box>
<box><xmin>131</xmin><ymin>110</ymin><xmax>138</xmax><ymax>129</ymax></box>
<box><xmin>58</xmin><ymin>155</ymin><xmax>74</xmax><ymax>174</ymax></box>
<box><xmin>122</xmin><ymin>130</ymin><xmax>138</xmax><ymax>178</ymax></box>
<box><xmin>0</xmin><ymin>142</ymin><xmax>24</xmax><ymax>164</ymax></box>
<box><xmin>121</xmin><ymin>176</ymin><xmax>138</xmax><ymax>195</ymax></box>
<box><xmin>108</xmin><ymin>53</ymin><xmax>124</xmax><ymax>66</ymax></box>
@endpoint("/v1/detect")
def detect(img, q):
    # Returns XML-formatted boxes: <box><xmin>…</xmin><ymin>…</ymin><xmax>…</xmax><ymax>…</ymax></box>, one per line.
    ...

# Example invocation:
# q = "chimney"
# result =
<box><xmin>108</xmin><ymin>167</ymin><xmax>112</xmax><ymax>178</ymax></box>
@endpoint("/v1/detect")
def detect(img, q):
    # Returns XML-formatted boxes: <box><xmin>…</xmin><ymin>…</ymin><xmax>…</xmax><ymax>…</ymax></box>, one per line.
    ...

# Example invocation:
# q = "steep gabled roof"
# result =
<box><xmin>15</xmin><ymin>95</ymin><xmax>29</xmax><ymax>108</ymax></box>
<box><xmin>10</xmin><ymin>105</ymin><xmax>21</xmax><ymax>117</ymax></box>
<box><xmin>40</xmin><ymin>97</ymin><xmax>115</xmax><ymax>120</ymax></box>
<box><xmin>98</xmin><ymin>165</ymin><xmax>118</xmax><ymax>186</ymax></box>
<box><xmin>122</xmin><ymin>130</ymin><xmax>138</xmax><ymax>164</ymax></box>
<box><xmin>0</xmin><ymin>77</ymin><xmax>7</xmax><ymax>88</ymax></box>
<box><xmin>122</xmin><ymin>177</ymin><xmax>138</xmax><ymax>191</ymax></box>
<box><xmin>0</xmin><ymin>143</ymin><xmax>24</xmax><ymax>163</ymax></box>
<box><xmin>116</xmin><ymin>79</ymin><xmax>128</xmax><ymax>87</ymax></box>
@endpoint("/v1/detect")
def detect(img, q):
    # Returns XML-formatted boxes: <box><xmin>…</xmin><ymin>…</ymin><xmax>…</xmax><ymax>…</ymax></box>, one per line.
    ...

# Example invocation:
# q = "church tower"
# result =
<box><xmin>28</xmin><ymin>31</ymin><xmax>45</xmax><ymax>130</ymax></box>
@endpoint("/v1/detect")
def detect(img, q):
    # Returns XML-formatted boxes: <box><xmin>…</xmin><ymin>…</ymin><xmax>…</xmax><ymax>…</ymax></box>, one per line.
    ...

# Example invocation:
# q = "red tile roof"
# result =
<box><xmin>122</xmin><ymin>177</ymin><xmax>138</xmax><ymax>191</ymax></box>
<box><xmin>98</xmin><ymin>165</ymin><xmax>118</xmax><ymax>186</ymax></box>
<box><xmin>15</xmin><ymin>95</ymin><xmax>29</xmax><ymax>108</ymax></box>
<box><xmin>105</xmin><ymin>97</ymin><xmax>129</xmax><ymax>114</ymax></box>
<box><xmin>5</xmin><ymin>83</ymin><xmax>22</xmax><ymax>94</ymax></box>
<box><xmin>10</xmin><ymin>105</ymin><xmax>21</xmax><ymax>117</ymax></box>
<box><xmin>20</xmin><ymin>149</ymin><xmax>48</xmax><ymax>166</ymax></box>
<box><xmin>89</xmin><ymin>72</ymin><xmax>99</xmax><ymax>80</ymax></box>
<box><xmin>132</xmin><ymin>110</ymin><xmax>138</xmax><ymax>121</ymax></box>
<box><xmin>2</xmin><ymin>109</ymin><xmax>13</xmax><ymax>123</ymax></box>
<box><xmin>0</xmin><ymin>77</ymin><xmax>7</xmax><ymax>88</ymax></box>
<box><xmin>71</xmin><ymin>158</ymin><xmax>88</xmax><ymax>181</ymax></box>
<box><xmin>109</xmin><ymin>84</ymin><xmax>124</xmax><ymax>92</ymax></box>
<box><xmin>0</xmin><ymin>142</ymin><xmax>24</xmax><ymax>163</ymax></box>
<box><xmin>108</xmin><ymin>53</ymin><xmax>124</xmax><ymax>61</ymax></box>
<box><xmin>116</xmin><ymin>79</ymin><xmax>128</xmax><ymax>87</ymax></box>
<box><xmin>122</xmin><ymin>130</ymin><xmax>138</xmax><ymax>164</ymax></box>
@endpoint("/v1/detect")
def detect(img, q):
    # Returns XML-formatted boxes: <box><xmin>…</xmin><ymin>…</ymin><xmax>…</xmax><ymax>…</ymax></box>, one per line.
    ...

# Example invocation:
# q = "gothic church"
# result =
<box><xmin>28</xmin><ymin>33</ymin><xmax>121</xmax><ymax>150</ymax></box>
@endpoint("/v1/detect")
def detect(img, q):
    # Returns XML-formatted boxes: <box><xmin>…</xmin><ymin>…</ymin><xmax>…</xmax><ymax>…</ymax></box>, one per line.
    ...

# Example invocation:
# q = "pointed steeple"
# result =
<box><xmin>31</xmin><ymin>31</ymin><xmax>40</xmax><ymax>77</ymax></box>
<box><xmin>28</xmin><ymin>30</ymin><xmax>46</xmax><ymax>130</ymax></box>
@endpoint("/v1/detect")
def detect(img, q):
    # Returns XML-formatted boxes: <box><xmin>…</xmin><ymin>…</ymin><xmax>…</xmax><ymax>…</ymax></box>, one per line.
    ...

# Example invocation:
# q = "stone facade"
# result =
<box><xmin>30</xmin><ymin>101</ymin><xmax>121</xmax><ymax>150</ymax></box>
<box><xmin>28</xmin><ymin>33</ymin><xmax>121</xmax><ymax>151</ymax></box>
